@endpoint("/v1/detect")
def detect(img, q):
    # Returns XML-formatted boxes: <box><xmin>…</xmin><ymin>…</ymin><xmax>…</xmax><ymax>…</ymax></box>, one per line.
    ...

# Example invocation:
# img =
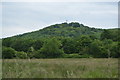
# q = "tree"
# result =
<box><xmin>39</xmin><ymin>38</ymin><xmax>64</xmax><ymax>58</ymax></box>
<box><xmin>69</xmin><ymin>22</ymin><xmax>80</xmax><ymax>27</ymax></box>
<box><xmin>32</xmin><ymin>40</ymin><xmax>44</xmax><ymax>50</ymax></box>
<box><xmin>100</xmin><ymin>29</ymin><xmax>111</xmax><ymax>40</ymax></box>
<box><xmin>62</xmin><ymin>38</ymin><xmax>76</xmax><ymax>54</ymax></box>
<box><xmin>89</xmin><ymin>40</ymin><xmax>108</xmax><ymax>58</ymax></box>
<box><xmin>110</xmin><ymin>42</ymin><xmax>120</xmax><ymax>58</ymax></box>
<box><xmin>76</xmin><ymin>35</ymin><xmax>92</xmax><ymax>54</ymax></box>
<box><xmin>2</xmin><ymin>46</ymin><xmax>16</xmax><ymax>59</ymax></box>
<box><xmin>11</xmin><ymin>39</ymin><xmax>33</xmax><ymax>52</ymax></box>
<box><xmin>103</xmin><ymin>39</ymin><xmax>113</xmax><ymax>58</ymax></box>
<box><xmin>101</xmin><ymin>29</ymin><xmax>120</xmax><ymax>41</ymax></box>
<box><xmin>2</xmin><ymin>38</ymin><xmax>13</xmax><ymax>47</ymax></box>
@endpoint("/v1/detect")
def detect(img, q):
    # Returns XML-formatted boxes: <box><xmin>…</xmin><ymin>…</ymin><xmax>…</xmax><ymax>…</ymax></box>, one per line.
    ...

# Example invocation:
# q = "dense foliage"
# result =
<box><xmin>38</xmin><ymin>38</ymin><xmax>64</xmax><ymax>58</ymax></box>
<box><xmin>2</xmin><ymin>22</ymin><xmax>120</xmax><ymax>58</ymax></box>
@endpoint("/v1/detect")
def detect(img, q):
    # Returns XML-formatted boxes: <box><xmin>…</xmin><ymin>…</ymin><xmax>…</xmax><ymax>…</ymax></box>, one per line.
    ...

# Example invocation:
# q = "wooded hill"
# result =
<box><xmin>2</xmin><ymin>22</ymin><xmax>120</xmax><ymax>58</ymax></box>
<box><xmin>5</xmin><ymin>22</ymin><xmax>103</xmax><ymax>39</ymax></box>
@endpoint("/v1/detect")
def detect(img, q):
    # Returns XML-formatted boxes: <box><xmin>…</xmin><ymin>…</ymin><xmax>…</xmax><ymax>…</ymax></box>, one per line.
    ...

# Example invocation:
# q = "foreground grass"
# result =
<box><xmin>2</xmin><ymin>58</ymin><xmax>118</xmax><ymax>78</ymax></box>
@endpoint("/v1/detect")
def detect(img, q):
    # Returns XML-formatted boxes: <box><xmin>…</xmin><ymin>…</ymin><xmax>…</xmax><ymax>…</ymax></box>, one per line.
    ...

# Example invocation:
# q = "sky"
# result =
<box><xmin>1</xmin><ymin>2</ymin><xmax>118</xmax><ymax>38</ymax></box>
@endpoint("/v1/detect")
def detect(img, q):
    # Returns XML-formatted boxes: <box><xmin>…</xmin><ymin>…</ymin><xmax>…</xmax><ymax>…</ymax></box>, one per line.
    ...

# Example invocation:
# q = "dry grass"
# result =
<box><xmin>2</xmin><ymin>58</ymin><xmax>118</xmax><ymax>78</ymax></box>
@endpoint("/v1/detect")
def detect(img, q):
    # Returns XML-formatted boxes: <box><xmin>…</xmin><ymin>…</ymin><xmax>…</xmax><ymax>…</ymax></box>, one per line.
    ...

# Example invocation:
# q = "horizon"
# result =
<box><xmin>1</xmin><ymin>21</ymin><xmax>119</xmax><ymax>39</ymax></box>
<box><xmin>1</xmin><ymin>2</ymin><xmax>118</xmax><ymax>38</ymax></box>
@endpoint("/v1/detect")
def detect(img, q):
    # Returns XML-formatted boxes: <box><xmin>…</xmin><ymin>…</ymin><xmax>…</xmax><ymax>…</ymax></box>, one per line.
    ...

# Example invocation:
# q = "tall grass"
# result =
<box><xmin>2</xmin><ymin>58</ymin><xmax>118</xmax><ymax>78</ymax></box>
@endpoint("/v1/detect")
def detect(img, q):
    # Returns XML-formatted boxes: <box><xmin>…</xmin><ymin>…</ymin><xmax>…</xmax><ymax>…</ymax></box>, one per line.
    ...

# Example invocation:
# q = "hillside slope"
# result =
<box><xmin>6</xmin><ymin>22</ymin><xmax>104</xmax><ymax>39</ymax></box>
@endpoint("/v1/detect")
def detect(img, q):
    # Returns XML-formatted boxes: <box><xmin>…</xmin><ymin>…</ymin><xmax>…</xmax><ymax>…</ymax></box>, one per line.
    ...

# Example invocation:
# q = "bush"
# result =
<box><xmin>2</xmin><ymin>46</ymin><xmax>16</xmax><ymax>59</ymax></box>
<box><xmin>15</xmin><ymin>51</ymin><xmax>28</xmax><ymax>59</ymax></box>
<box><xmin>80</xmin><ymin>54</ymin><xmax>93</xmax><ymax>58</ymax></box>
<box><xmin>110</xmin><ymin>42</ymin><xmax>120</xmax><ymax>58</ymax></box>
<box><xmin>33</xmin><ymin>50</ymin><xmax>45</xmax><ymax>58</ymax></box>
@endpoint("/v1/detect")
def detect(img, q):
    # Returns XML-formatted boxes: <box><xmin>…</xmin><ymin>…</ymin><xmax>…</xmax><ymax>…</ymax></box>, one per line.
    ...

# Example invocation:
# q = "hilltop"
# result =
<box><xmin>5</xmin><ymin>22</ymin><xmax>104</xmax><ymax>39</ymax></box>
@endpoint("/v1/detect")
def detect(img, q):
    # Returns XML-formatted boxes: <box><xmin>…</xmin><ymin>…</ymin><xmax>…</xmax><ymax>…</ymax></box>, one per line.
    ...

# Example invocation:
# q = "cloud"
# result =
<box><xmin>1</xmin><ymin>0</ymin><xmax>120</xmax><ymax>2</ymax></box>
<box><xmin>2</xmin><ymin>2</ymin><xmax>118</xmax><ymax>38</ymax></box>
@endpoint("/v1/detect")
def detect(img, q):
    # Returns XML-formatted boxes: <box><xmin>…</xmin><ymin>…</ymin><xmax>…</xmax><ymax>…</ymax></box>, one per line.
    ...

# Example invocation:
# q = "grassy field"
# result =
<box><xmin>2</xmin><ymin>58</ymin><xmax>118</xmax><ymax>78</ymax></box>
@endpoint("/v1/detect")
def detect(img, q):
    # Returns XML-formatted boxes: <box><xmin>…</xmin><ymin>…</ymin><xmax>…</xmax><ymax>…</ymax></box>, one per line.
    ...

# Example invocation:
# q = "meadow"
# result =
<box><xmin>2</xmin><ymin>58</ymin><xmax>118</xmax><ymax>78</ymax></box>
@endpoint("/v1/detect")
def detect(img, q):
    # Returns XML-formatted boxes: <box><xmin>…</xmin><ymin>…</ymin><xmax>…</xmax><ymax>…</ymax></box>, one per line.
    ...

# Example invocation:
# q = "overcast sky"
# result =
<box><xmin>1</xmin><ymin>2</ymin><xmax>118</xmax><ymax>38</ymax></box>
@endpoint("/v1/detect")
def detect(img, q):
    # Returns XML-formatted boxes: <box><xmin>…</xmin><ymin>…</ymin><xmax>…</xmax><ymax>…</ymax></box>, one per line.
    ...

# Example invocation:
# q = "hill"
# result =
<box><xmin>2</xmin><ymin>22</ymin><xmax>119</xmax><ymax>59</ymax></box>
<box><xmin>4</xmin><ymin>22</ymin><xmax>104</xmax><ymax>39</ymax></box>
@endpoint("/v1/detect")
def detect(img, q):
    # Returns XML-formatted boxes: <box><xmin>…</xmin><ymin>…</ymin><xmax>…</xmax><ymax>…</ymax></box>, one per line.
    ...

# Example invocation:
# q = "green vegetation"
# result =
<box><xmin>2</xmin><ymin>22</ymin><xmax>120</xmax><ymax>58</ymax></box>
<box><xmin>2</xmin><ymin>22</ymin><xmax>119</xmax><ymax>78</ymax></box>
<box><xmin>2</xmin><ymin>47</ymin><xmax>16</xmax><ymax>59</ymax></box>
<box><xmin>2</xmin><ymin>59</ymin><xmax>118</xmax><ymax>78</ymax></box>
<box><xmin>37</xmin><ymin>38</ymin><xmax>64</xmax><ymax>58</ymax></box>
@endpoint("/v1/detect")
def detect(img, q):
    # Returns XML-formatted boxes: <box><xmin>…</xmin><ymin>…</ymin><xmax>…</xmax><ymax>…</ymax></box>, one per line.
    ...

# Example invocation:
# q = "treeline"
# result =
<box><xmin>10</xmin><ymin>22</ymin><xmax>103</xmax><ymax>39</ymax></box>
<box><xmin>2</xmin><ymin>29</ymin><xmax>120</xmax><ymax>59</ymax></box>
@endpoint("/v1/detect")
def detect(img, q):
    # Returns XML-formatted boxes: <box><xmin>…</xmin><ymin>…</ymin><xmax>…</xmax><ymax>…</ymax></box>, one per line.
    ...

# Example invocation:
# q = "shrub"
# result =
<box><xmin>15</xmin><ymin>51</ymin><xmax>28</xmax><ymax>59</ymax></box>
<box><xmin>2</xmin><ymin>46</ymin><xmax>16</xmax><ymax>59</ymax></box>
<box><xmin>33</xmin><ymin>50</ymin><xmax>45</xmax><ymax>58</ymax></box>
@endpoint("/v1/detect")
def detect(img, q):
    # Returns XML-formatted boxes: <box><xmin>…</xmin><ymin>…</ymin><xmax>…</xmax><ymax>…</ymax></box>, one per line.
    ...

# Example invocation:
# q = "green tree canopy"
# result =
<box><xmin>39</xmin><ymin>38</ymin><xmax>64</xmax><ymax>58</ymax></box>
<box><xmin>2</xmin><ymin>46</ymin><xmax>16</xmax><ymax>59</ymax></box>
<box><xmin>89</xmin><ymin>40</ymin><xmax>108</xmax><ymax>58</ymax></box>
<box><xmin>100</xmin><ymin>29</ymin><xmax>111</xmax><ymax>40</ymax></box>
